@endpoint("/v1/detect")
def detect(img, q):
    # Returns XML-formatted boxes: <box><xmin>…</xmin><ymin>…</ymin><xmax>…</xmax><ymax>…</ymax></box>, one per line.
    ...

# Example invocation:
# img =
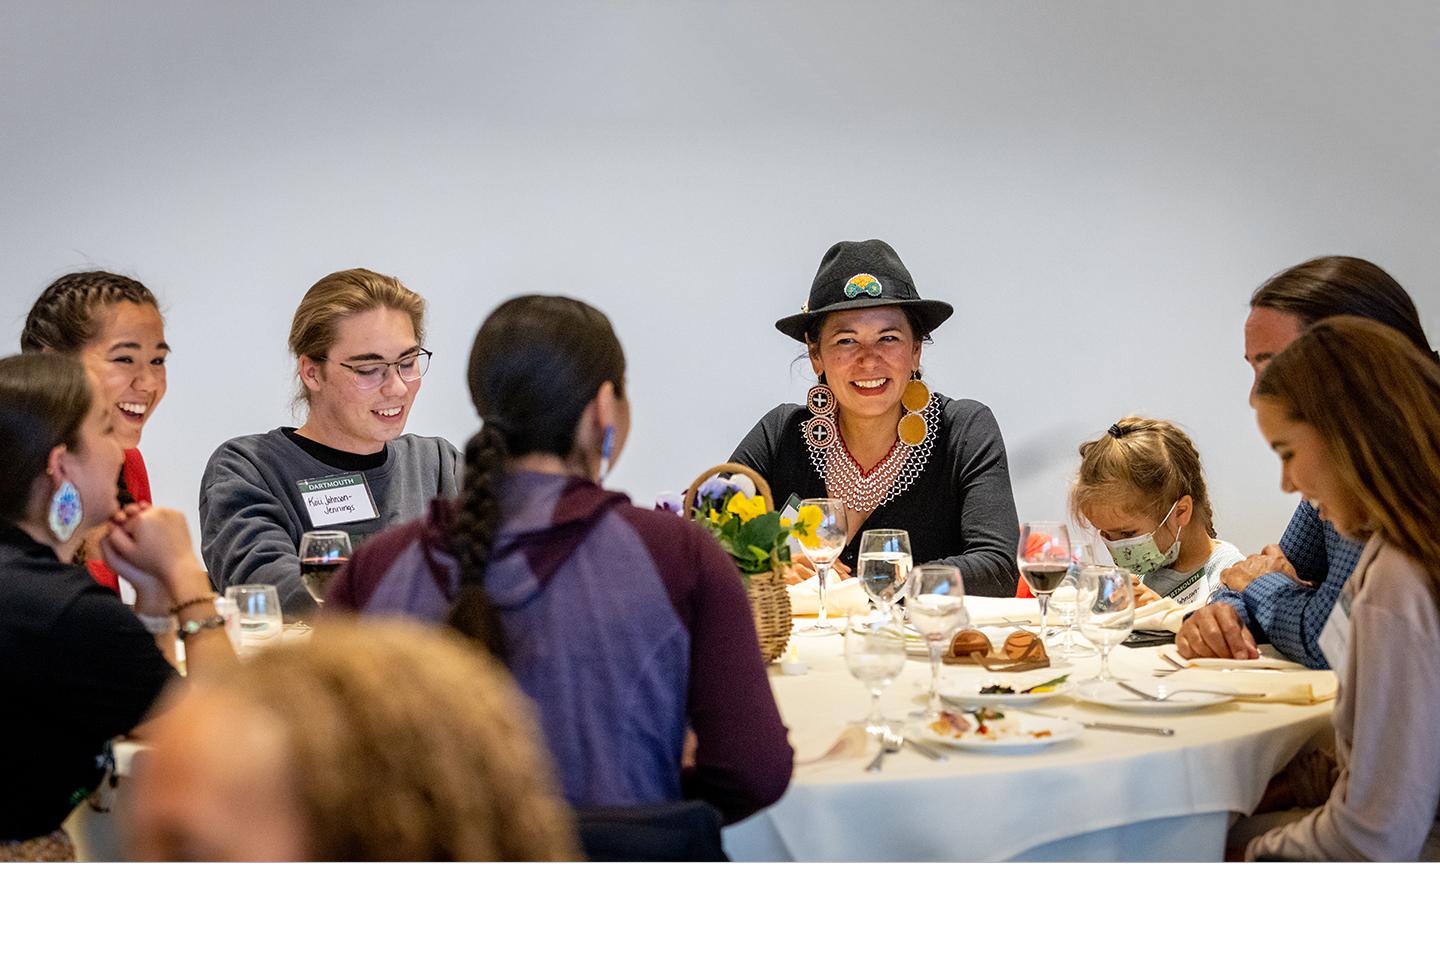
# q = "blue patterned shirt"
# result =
<box><xmin>1209</xmin><ymin>501</ymin><xmax>1363</xmax><ymax>669</ymax></box>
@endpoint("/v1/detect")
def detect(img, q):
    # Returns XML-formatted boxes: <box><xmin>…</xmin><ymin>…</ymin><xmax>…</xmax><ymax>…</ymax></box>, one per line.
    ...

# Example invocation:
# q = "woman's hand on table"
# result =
<box><xmin>784</xmin><ymin>554</ymin><xmax>853</xmax><ymax>585</ymax></box>
<box><xmin>1175</xmin><ymin>603</ymin><xmax>1259</xmax><ymax>660</ymax></box>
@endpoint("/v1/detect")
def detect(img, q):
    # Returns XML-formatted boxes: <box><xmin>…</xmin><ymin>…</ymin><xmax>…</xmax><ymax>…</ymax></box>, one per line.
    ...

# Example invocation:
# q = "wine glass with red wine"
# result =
<box><xmin>1017</xmin><ymin>521</ymin><xmax>1071</xmax><ymax>650</ymax></box>
<box><xmin>299</xmin><ymin>530</ymin><xmax>352</xmax><ymax>605</ymax></box>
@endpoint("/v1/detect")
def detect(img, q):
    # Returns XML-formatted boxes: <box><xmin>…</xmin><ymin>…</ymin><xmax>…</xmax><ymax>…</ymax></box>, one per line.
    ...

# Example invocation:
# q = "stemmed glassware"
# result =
<box><xmin>905</xmin><ymin>564</ymin><xmax>968</xmax><ymax>722</ymax></box>
<box><xmin>1017</xmin><ymin>521</ymin><xmax>1071</xmax><ymax>654</ymax></box>
<box><xmin>1048</xmin><ymin>543</ymin><xmax>1098</xmax><ymax>660</ymax></box>
<box><xmin>795</xmin><ymin>498</ymin><xmax>848</xmax><ymax>636</ymax></box>
<box><xmin>843</xmin><ymin>612</ymin><xmax>907</xmax><ymax>736</ymax></box>
<box><xmin>857</xmin><ymin>529</ymin><xmax>912</xmax><ymax>623</ymax></box>
<box><xmin>299</xmin><ymin>530</ymin><xmax>352</xmax><ymax>606</ymax></box>
<box><xmin>1077</xmin><ymin>565</ymin><xmax>1136</xmax><ymax>682</ymax></box>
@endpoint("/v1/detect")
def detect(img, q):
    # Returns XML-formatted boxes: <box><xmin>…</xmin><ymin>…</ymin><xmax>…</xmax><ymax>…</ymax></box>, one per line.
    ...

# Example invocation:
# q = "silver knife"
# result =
<box><xmin>1038</xmin><ymin>714</ymin><xmax>1175</xmax><ymax>736</ymax></box>
<box><xmin>1079</xmin><ymin>720</ymin><xmax>1174</xmax><ymax>736</ymax></box>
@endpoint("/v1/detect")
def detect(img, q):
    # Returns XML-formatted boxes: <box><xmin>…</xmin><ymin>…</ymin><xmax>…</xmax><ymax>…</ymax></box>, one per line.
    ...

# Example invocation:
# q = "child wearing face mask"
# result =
<box><xmin>1070</xmin><ymin>418</ymin><xmax>1244</xmax><ymax>606</ymax></box>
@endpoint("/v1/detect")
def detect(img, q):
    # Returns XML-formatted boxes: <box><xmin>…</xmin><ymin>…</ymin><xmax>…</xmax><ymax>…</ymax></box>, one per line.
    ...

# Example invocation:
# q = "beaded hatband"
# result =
<box><xmin>804</xmin><ymin>399</ymin><xmax>940</xmax><ymax>513</ymax></box>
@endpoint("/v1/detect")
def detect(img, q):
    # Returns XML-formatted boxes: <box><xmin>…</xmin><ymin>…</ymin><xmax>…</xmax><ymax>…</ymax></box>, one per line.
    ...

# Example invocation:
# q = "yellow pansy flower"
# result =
<box><xmin>708</xmin><ymin>508</ymin><xmax>722</xmax><ymax>524</ymax></box>
<box><xmin>725</xmin><ymin>492</ymin><xmax>766</xmax><ymax>524</ymax></box>
<box><xmin>792</xmin><ymin>503</ymin><xmax>823</xmax><ymax>549</ymax></box>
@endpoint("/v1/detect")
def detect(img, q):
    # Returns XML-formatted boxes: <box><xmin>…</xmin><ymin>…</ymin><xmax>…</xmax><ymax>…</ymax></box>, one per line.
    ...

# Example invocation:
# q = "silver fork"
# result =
<box><xmin>1117</xmin><ymin>680</ymin><xmax>1268</xmax><ymax>702</ymax></box>
<box><xmin>864</xmin><ymin>728</ymin><xmax>904</xmax><ymax>772</ymax></box>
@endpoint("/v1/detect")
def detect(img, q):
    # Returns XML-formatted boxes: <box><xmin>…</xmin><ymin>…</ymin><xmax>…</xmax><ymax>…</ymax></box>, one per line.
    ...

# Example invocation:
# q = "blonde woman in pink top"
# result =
<box><xmin>1248</xmin><ymin>316</ymin><xmax>1440</xmax><ymax>860</ymax></box>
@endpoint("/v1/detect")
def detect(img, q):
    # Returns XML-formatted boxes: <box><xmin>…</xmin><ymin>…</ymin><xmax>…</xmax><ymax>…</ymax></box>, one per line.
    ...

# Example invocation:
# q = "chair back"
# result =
<box><xmin>576</xmin><ymin>800</ymin><xmax>728</xmax><ymax>862</ymax></box>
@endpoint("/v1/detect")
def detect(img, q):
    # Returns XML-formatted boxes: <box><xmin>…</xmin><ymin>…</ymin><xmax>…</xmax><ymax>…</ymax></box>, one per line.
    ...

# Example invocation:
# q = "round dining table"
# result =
<box><xmin>721</xmin><ymin>619</ymin><xmax>1334</xmax><ymax>862</ymax></box>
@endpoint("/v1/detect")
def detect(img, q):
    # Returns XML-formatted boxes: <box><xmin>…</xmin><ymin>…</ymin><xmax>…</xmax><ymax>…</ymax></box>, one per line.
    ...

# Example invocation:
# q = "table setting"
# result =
<box><xmin>720</xmin><ymin>516</ymin><xmax>1337</xmax><ymax>862</ymax></box>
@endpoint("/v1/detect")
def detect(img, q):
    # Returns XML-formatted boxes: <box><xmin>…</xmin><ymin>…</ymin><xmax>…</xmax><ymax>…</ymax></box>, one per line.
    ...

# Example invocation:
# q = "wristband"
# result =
<box><xmin>137</xmin><ymin>613</ymin><xmax>178</xmax><ymax>635</ymax></box>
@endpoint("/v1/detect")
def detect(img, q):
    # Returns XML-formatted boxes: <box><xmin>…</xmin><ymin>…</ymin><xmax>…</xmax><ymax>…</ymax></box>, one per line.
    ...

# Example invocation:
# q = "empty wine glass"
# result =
<box><xmin>1077</xmin><ymin>565</ymin><xmax>1135</xmax><ymax>682</ymax></box>
<box><xmin>843</xmin><ymin>612</ymin><xmax>907</xmax><ymax>737</ymax></box>
<box><xmin>1048</xmin><ymin>544</ymin><xmax>1098</xmax><ymax>660</ymax></box>
<box><xmin>905</xmin><ymin>564</ymin><xmax>968</xmax><ymax>721</ymax></box>
<box><xmin>857</xmin><ymin>529</ymin><xmax>912</xmax><ymax>622</ymax></box>
<box><xmin>1017</xmin><ymin>521</ymin><xmax>1071</xmax><ymax>654</ymax></box>
<box><xmin>795</xmin><ymin>498</ymin><xmax>848</xmax><ymax>636</ymax></box>
<box><xmin>298</xmin><ymin>530</ymin><xmax>352</xmax><ymax>605</ymax></box>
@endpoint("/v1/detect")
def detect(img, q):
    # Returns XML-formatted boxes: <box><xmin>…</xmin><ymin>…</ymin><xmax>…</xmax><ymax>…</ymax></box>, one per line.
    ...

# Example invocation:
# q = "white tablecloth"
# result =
<box><xmin>722</xmin><ymin>623</ymin><xmax>1333</xmax><ymax>862</ymax></box>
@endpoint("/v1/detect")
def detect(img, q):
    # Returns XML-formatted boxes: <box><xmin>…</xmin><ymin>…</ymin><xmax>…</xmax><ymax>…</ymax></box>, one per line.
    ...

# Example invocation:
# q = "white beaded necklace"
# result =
<box><xmin>803</xmin><ymin>401</ymin><xmax>939</xmax><ymax>513</ymax></box>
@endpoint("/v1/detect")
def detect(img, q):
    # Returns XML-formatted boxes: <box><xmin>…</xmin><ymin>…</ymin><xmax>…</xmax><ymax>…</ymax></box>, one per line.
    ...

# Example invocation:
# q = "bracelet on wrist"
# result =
<box><xmin>169</xmin><ymin>594</ymin><xmax>219</xmax><ymax>617</ymax></box>
<box><xmin>177</xmin><ymin>613</ymin><xmax>228</xmax><ymax>645</ymax></box>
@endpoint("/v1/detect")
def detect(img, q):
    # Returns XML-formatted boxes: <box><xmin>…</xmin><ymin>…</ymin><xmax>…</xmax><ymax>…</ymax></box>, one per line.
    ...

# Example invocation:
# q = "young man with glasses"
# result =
<box><xmin>200</xmin><ymin>269</ymin><xmax>460</xmax><ymax>616</ymax></box>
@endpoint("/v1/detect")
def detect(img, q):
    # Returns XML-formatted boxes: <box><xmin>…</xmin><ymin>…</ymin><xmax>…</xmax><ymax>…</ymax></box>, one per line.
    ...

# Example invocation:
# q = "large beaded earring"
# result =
<box><xmin>48</xmin><ymin>480</ymin><xmax>83</xmax><ymax>543</ymax></box>
<box><xmin>803</xmin><ymin>378</ymin><xmax>837</xmax><ymax>449</ymax></box>
<box><xmin>898</xmin><ymin>370</ymin><xmax>931</xmax><ymax>447</ymax></box>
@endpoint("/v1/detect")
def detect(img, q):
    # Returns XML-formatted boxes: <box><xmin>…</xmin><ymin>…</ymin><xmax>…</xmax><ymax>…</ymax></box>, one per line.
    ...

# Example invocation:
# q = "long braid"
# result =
<box><xmin>22</xmin><ymin>271</ymin><xmax>159</xmax><ymax>353</ymax></box>
<box><xmin>447</xmin><ymin>423</ymin><xmax>509</xmax><ymax>660</ymax></box>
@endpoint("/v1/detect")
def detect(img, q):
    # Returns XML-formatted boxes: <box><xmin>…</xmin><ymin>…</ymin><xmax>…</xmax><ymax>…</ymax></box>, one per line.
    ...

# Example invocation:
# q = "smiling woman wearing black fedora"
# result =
<box><xmin>731</xmin><ymin>239</ymin><xmax>1020</xmax><ymax>595</ymax></box>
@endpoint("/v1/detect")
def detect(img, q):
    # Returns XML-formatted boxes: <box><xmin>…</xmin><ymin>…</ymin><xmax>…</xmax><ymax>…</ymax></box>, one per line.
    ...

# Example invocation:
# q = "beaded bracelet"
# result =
<box><xmin>168</xmin><ymin>594</ymin><xmax>219</xmax><ymax>616</ymax></box>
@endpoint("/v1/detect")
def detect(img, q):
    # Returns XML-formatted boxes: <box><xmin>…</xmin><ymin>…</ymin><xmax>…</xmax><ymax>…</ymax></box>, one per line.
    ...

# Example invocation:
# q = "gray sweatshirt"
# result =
<box><xmin>199</xmin><ymin>428</ymin><xmax>461</xmax><ymax>617</ymax></box>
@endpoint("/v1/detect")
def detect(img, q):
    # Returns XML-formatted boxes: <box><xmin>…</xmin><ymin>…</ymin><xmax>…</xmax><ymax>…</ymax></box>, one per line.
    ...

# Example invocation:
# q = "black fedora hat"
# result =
<box><xmin>775</xmin><ymin>239</ymin><xmax>953</xmax><ymax>342</ymax></box>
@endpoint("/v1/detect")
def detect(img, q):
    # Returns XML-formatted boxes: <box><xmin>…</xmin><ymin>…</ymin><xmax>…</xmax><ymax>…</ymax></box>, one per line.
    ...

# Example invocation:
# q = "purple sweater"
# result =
<box><xmin>328</xmin><ymin>470</ymin><xmax>793</xmax><ymax>824</ymax></box>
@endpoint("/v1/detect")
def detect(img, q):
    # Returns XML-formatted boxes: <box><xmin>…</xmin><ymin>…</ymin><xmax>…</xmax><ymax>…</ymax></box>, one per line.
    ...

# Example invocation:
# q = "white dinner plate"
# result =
<box><xmin>1073</xmin><ymin>678</ymin><xmax>1233</xmax><ymax>714</ymax></box>
<box><xmin>939</xmin><ymin>673</ymin><xmax>1073</xmax><ymax>707</ymax></box>
<box><xmin>913</xmin><ymin>708</ymin><xmax>1082</xmax><ymax>753</ymax></box>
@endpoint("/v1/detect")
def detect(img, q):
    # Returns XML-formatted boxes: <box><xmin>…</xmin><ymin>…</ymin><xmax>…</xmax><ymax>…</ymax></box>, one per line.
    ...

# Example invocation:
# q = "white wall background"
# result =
<box><xmin>3</xmin><ymin>0</ymin><xmax>1436</xmax><ymax>555</ymax></box>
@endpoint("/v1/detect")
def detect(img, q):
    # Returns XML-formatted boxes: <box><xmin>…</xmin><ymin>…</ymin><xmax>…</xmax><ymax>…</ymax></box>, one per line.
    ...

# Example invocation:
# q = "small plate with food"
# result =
<box><xmin>915</xmin><ymin>707</ymin><xmax>1082</xmax><ymax>753</ymax></box>
<box><xmin>939</xmin><ymin>673</ymin><xmax>1072</xmax><ymax>707</ymax></box>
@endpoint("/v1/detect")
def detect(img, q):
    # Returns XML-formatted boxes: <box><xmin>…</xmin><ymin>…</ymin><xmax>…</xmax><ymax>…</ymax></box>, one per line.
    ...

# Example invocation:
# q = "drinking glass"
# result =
<box><xmin>224</xmin><ymin>584</ymin><xmax>283</xmax><ymax>654</ymax></box>
<box><xmin>857</xmin><ymin>529</ymin><xmax>912</xmax><ymax>622</ymax></box>
<box><xmin>905</xmin><ymin>565</ymin><xmax>968</xmax><ymax>721</ymax></box>
<box><xmin>299</xmin><ymin>530</ymin><xmax>352</xmax><ymax>605</ymax></box>
<box><xmin>1017</xmin><ymin>521</ymin><xmax>1071</xmax><ymax>654</ymax></box>
<box><xmin>1077</xmin><ymin>565</ymin><xmax>1136</xmax><ymax>682</ymax></box>
<box><xmin>843</xmin><ymin>612</ymin><xmax>907</xmax><ymax>736</ymax></box>
<box><xmin>795</xmin><ymin>498</ymin><xmax>848</xmax><ymax>636</ymax></box>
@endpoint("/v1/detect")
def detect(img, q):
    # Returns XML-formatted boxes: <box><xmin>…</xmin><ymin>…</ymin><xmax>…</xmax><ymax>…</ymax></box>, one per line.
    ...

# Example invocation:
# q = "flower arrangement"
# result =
<box><xmin>688</xmin><ymin>475</ymin><xmax>819</xmax><ymax>576</ymax></box>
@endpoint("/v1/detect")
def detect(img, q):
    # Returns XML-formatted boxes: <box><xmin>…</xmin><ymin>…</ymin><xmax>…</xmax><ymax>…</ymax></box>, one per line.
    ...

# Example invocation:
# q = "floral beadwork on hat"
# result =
<box><xmin>843</xmin><ymin>273</ymin><xmax>882</xmax><ymax>299</ymax></box>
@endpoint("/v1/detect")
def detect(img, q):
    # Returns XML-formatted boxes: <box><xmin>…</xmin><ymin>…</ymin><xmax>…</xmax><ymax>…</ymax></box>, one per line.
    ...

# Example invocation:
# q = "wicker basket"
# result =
<box><xmin>684</xmin><ymin>462</ymin><xmax>794</xmax><ymax>663</ymax></box>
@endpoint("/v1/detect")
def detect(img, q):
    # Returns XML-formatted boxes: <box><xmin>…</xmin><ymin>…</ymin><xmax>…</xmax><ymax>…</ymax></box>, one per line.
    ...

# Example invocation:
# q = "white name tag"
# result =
<box><xmin>298</xmin><ymin>473</ymin><xmax>379</xmax><ymax>528</ymax></box>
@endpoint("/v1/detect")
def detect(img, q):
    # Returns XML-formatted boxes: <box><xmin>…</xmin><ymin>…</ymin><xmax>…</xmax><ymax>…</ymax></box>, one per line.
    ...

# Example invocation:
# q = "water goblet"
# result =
<box><xmin>1077</xmin><ymin>564</ymin><xmax>1136</xmax><ymax>682</ymax></box>
<box><xmin>857</xmin><ymin>529</ymin><xmax>912</xmax><ymax>621</ymax></box>
<box><xmin>843</xmin><ymin>612</ymin><xmax>908</xmax><ymax>737</ymax></box>
<box><xmin>794</xmin><ymin>498</ymin><xmax>848</xmax><ymax>636</ymax></box>
<box><xmin>905</xmin><ymin>564</ymin><xmax>967</xmax><ymax>721</ymax></box>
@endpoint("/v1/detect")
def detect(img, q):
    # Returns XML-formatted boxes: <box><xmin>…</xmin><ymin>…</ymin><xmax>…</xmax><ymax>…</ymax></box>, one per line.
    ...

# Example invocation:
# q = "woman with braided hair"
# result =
<box><xmin>328</xmin><ymin>294</ymin><xmax>793</xmax><ymax>825</ymax></box>
<box><xmin>21</xmin><ymin>271</ymin><xmax>170</xmax><ymax>591</ymax></box>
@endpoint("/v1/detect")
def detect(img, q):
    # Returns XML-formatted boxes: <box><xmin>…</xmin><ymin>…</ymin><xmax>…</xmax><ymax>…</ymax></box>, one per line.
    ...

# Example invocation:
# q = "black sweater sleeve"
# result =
<box><xmin>934</xmin><ymin>401</ymin><xmax>1019</xmax><ymax>597</ymax></box>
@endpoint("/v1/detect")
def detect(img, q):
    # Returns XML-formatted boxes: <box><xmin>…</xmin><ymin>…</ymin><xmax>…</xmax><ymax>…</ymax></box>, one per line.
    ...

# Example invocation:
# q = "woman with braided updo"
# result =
<box><xmin>328</xmin><ymin>294</ymin><xmax>793</xmax><ymax>825</ymax></box>
<box><xmin>21</xmin><ymin>271</ymin><xmax>170</xmax><ymax>591</ymax></box>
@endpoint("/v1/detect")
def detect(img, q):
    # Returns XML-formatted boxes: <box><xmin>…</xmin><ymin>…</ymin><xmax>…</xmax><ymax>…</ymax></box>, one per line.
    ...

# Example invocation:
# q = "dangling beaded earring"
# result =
<box><xmin>598</xmin><ymin>425</ymin><xmax>616</xmax><ymax>483</ymax></box>
<box><xmin>803</xmin><ymin>377</ymin><xmax>837</xmax><ymax>449</ymax></box>
<box><xmin>897</xmin><ymin>370</ymin><xmax>931</xmax><ymax>447</ymax></box>
<box><xmin>48</xmin><ymin>480</ymin><xmax>83</xmax><ymax>543</ymax></box>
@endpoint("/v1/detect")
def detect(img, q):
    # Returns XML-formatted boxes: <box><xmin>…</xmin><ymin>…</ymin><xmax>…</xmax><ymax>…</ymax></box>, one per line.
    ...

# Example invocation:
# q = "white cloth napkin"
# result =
<box><xmin>1160</xmin><ymin>667</ymin><xmax>1338</xmax><ymax>704</ymax></box>
<box><xmin>786</xmin><ymin>571</ymin><xmax>871</xmax><ymax>616</ymax></box>
<box><xmin>1131</xmin><ymin>597</ymin><xmax>1204</xmax><ymax>633</ymax></box>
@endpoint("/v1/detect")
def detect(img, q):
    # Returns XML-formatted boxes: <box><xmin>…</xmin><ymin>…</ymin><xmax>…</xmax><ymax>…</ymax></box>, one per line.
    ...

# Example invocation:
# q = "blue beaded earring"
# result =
<box><xmin>598</xmin><ymin>425</ymin><xmax>616</xmax><ymax>483</ymax></box>
<box><xmin>48</xmin><ymin>480</ymin><xmax>83</xmax><ymax>543</ymax></box>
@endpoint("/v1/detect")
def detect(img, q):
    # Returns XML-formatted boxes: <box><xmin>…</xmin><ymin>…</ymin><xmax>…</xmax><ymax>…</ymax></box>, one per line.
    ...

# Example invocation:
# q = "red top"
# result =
<box><xmin>86</xmin><ymin>448</ymin><xmax>151</xmax><ymax>593</ymax></box>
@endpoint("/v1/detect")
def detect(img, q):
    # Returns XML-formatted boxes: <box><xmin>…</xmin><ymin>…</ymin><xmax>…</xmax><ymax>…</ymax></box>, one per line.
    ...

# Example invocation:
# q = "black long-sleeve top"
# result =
<box><xmin>731</xmin><ymin>394</ymin><xmax>1020</xmax><ymax>597</ymax></box>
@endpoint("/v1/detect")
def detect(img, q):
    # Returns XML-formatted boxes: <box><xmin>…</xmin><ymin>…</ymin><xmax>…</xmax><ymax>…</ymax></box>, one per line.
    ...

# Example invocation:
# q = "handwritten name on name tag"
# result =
<box><xmin>298</xmin><ymin>473</ymin><xmax>379</xmax><ymax>528</ymax></box>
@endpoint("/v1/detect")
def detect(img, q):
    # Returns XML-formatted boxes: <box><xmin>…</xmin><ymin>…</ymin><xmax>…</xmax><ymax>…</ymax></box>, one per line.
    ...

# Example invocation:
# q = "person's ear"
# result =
<box><xmin>807</xmin><ymin>339</ymin><xmax>824</xmax><ymax>379</ymax></box>
<box><xmin>1173</xmin><ymin>495</ymin><xmax>1194</xmax><ymax>529</ymax></box>
<box><xmin>298</xmin><ymin>356</ymin><xmax>325</xmax><ymax>394</ymax></box>
<box><xmin>47</xmin><ymin>444</ymin><xmax>70</xmax><ymax>487</ymax></box>
<box><xmin>911</xmin><ymin>339</ymin><xmax>923</xmax><ymax>370</ymax></box>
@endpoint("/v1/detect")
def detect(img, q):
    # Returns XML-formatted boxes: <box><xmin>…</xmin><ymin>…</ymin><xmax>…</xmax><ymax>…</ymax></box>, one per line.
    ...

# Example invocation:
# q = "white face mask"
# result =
<box><xmin>1102</xmin><ymin>501</ymin><xmax>1183</xmax><ymax>576</ymax></box>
